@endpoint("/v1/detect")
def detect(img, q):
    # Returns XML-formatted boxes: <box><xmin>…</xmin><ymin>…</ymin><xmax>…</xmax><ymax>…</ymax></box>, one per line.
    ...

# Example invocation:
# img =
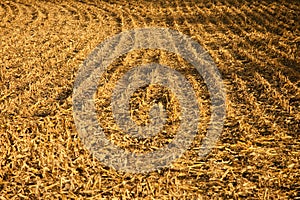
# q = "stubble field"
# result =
<box><xmin>0</xmin><ymin>0</ymin><xmax>299</xmax><ymax>199</ymax></box>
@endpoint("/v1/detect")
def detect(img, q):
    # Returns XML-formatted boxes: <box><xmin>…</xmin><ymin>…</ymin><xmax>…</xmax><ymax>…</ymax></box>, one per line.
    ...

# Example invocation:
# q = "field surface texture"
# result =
<box><xmin>0</xmin><ymin>0</ymin><xmax>299</xmax><ymax>199</ymax></box>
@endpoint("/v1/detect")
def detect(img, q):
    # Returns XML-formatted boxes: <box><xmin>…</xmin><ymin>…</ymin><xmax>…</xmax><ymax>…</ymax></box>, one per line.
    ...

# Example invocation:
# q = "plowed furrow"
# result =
<box><xmin>62</xmin><ymin>1</ymin><xmax>104</xmax><ymax>27</ymax></box>
<box><xmin>0</xmin><ymin>3</ymin><xmax>7</xmax><ymax>21</ymax></box>
<box><xmin>75</xmin><ymin>1</ymin><xmax>100</xmax><ymax>23</ymax></box>
<box><xmin>17</xmin><ymin>2</ymin><xmax>48</xmax><ymax>26</ymax></box>
<box><xmin>84</xmin><ymin>2</ymin><xmax>128</xmax><ymax>32</ymax></box>
<box><xmin>59</xmin><ymin>3</ymin><xmax>82</xmax><ymax>21</ymax></box>
<box><xmin>218</xmin><ymin>0</ymin><xmax>244</xmax><ymax>8</ymax></box>
<box><xmin>0</xmin><ymin>0</ymin><xmax>299</xmax><ymax>199</ymax></box>
<box><xmin>231</xmin><ymin>75</ymin><xmax>294</xmax><ymax>137</ymax></box>
<box><xmin>275</xmin><ymin>71</ymin><xmax>300</xmax><ymax>96</ymax></box>
<box><xmin>240</xmin><ymin>3</ymin><xmax>291</xmax><ymax>35</ymax></box>
<box><xmin>225</xmin><ymin>98</ymin><xmax>261</xmax><ymax>139</ymax></box>
<box><xmin>267</xmin><ymin>1</ymin><xmax>300</xmax><ymax>14</ymax></box>
<box><xmin>165</xmin><ymin>2</ymin><xmax>188</xmax><ymax>31</ymax></box>
<box><xmin>1</xmin><ymin>1</ymin><xmax>19</xmax><ymax>23</ymax></box>
<box><xmin>258</xmin><ymin>3</ymin><xmax>299</xmax><ymax>29</ymax></box>
<box><xmin>113</xmin><ymin>0</ymin><xmax>153</xmax><ymax>28</ymax></box>
<box><xmin>253</xmin><ymin>73</ymin><xmax>293</xmax><ymax>113</ymax></box>
<box><xmin>222</xmin><ymin>26</ymin><xmax>299</xmax><ymax>79</ymax></box>
<box><xmin>122</xmin><ymin>6</ymin><xmax>150</xmax><ymax>28</ymax></box>
<box><xmin>190</xmin><ymin>3</ymin><xmax>250</xmax><ymax>71</ymax></box>
<box><xmin>212</xmin><ymin>1</ymin><xmax>297</xmax><ymax>65</ymax></box>
<box><xmin>216</xmin><ymin>7</ymin><xmax>296</xmax><ymax>64</ymax></box>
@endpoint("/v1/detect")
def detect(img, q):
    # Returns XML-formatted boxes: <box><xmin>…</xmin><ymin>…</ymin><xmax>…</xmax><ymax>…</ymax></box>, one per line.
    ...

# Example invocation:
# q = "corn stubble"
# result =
<box><xmin>0</xmin><ymin>0</ymin><xmax>299</xmax><ymax>199</ymax></box>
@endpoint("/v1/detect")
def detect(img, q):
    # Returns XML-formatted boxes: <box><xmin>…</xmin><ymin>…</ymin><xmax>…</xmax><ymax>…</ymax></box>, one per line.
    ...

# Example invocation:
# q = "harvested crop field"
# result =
<box><xmin>0</xmin><ymin>0</ymin><xmax>299</xmax><ymax>199</ymax></box>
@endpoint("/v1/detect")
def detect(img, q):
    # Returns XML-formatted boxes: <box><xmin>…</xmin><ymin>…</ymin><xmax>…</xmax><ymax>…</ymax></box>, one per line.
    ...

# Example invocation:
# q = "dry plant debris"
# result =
<box><xmin>0</xmin><ymin>0</ymin><xmax>299</xmax><ymax>199</ymax></box>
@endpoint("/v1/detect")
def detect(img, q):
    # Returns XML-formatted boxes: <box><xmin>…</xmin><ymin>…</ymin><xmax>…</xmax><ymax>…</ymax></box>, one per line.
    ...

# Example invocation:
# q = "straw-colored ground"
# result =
<box><xmin>0</xmin><ymin>0</ymin><xmax>299</xmax><ymax>199</ymax></box>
